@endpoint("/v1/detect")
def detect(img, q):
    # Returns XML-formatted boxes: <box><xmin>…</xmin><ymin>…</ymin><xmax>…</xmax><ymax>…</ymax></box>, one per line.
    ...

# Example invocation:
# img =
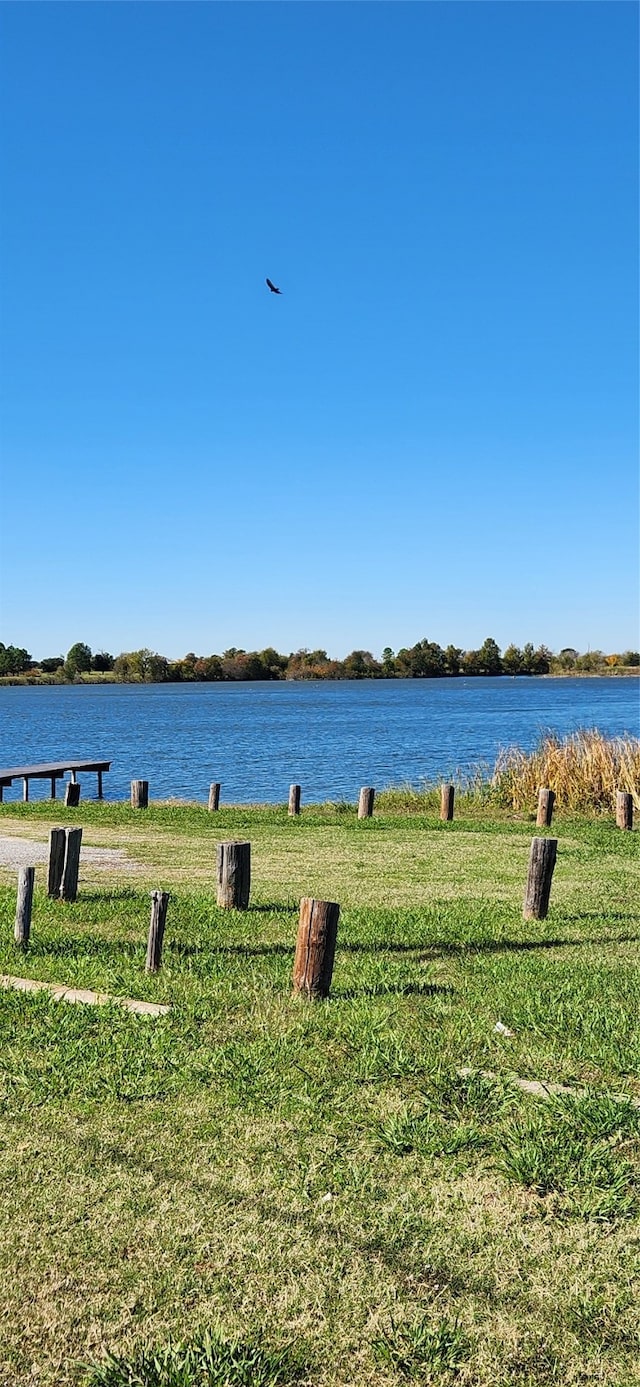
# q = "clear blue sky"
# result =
<box><xmin>1</xmin><ymin>2</ymin><xmax>637</xmax><ymax>662</ymax></box>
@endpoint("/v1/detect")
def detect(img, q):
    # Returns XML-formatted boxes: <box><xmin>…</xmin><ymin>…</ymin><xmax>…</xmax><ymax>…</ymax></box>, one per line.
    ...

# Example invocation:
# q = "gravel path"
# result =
<box><xmin>0</xmin><ymin>836</ymin><xmax>140</xmax><ymax>872</ymax></box>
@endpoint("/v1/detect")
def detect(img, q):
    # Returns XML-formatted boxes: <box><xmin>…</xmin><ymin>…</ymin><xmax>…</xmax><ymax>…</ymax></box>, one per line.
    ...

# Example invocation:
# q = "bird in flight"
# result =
<box><xmin>266</xmin><ymin>278</ymin><xmax>282</xmax><ymax>295</ymax></box>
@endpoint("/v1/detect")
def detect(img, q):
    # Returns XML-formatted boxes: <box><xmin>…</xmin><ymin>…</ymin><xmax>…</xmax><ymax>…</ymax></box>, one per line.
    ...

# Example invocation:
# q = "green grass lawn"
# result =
<box><xmin>0</xmin><ymin>797</ymin><xmax>637</xmax><ymax>1386</ymax></box>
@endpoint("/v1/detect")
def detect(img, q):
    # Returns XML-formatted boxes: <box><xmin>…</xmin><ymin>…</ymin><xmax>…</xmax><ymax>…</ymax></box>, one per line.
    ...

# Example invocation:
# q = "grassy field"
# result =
<box><xmin>0</xmin><ymin>795</ymin><xmax>637</xmax><ymax>1386</ymax></box>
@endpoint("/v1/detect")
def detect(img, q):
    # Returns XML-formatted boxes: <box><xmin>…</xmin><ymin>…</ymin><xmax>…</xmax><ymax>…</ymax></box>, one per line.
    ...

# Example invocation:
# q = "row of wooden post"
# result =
<box><xmin>13</xmin><ymin>825</ymin><xmax>562</xmax><ymax>998</ymax></box>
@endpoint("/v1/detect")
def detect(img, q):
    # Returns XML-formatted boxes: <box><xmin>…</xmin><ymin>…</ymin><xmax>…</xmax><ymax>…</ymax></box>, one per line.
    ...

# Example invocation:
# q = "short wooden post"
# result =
<box><xmin>358</xmin><ymin>787</ymin><xmax>375</xmax><ymax>819</ymax></box>
<box><xmin>208</xmin><ymin>782</ymin><xmax>221</xmax><ymax>812</ymax></box>
<box><xmin>616</xmin><ymin>791</ymin><xmax>633</xmax><ymax>830</ymax></box>
<box><xmin>440</xmin><ymin>784</ymin><xmax>455</xmax><ymax>821</ymax></box>
<box><xmin>523</xmin><ymin>837</ymin><xmax>557</xmax><ymax>920</ymax></box>
<box><xmin>536</xmin><ymin>787</ymin><xmax>555</xmax><ymax>828</ymax></box>
<box><xmin>60</xmin><ymin>827</ymin><xmax>83</xmax><ymax>902</ymax></box>
<box><xmin>146</xmin><ymin>891</ymin><xmax>169</xmax><ymax>973</ymax></box>
<box><xmin>22</xmin><ymin>777</ymin><xmax>29</xmax><ymax>803</ymax></box>
<box><xmin>47</xmin><ymin>828</ymin><xmax>66</xmax><ymax>898</ymax></box>
<box><xmin>292</xmin><ymin>898</ymin><xmax>340</xmax><ymax>999</ymax></box>
<box><xmin>64</xmin><ymin>782</ymin><xmax>81</xmax><ymax>807</ymax></box>
<box><xmin>216</xmin><ymin>840</ymin><xmax>251</xmax><ymax>909</ymax></box>
<box><xmin>131</xmin><ymin>780</ymin><xmax>149</xmax><ymax>809</ymax></box>
<box><xmin>97</xmin><ymin>769</ymin><xmax>103</xmax><ymax>799</ymax></box>
<box><xmin>15</xmin><ymin>867</ymin><xmax>35</xmax><ymax>948</ymax></box>
<box><xmin>288</xmin><ymin>784</ymin><xmax>301</xmax><ymax>816</ymax></box>
<box><xmin>50</xmin><ymin>776</ymin><xmax>57</xmax><ymax>799</ymax></box>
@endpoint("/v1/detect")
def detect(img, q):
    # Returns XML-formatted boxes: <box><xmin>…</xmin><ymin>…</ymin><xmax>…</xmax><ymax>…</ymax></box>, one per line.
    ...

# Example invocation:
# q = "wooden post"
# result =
<box><xmin>97</xmin><ymin>769</ymin><xmax>103</xmax><ymax>800</ymax></box>
<box><xmin>146</xmin><ymin>891</ymin><xmax>169</xmax><ymax>973</ymax></box>
<box><xmin>616</xmin><ymin>791</ymin><xmax>633</xmax><ymax>830</ymax></box>
<box><xmin>47</xmin><ymin>828</ymin><xmax>66</xmax><ymax>898</ymax></box>
<box><xmin>440</xmin><ymin>784</ymin><xmax>455</xmax><ymax>821</ymax></box>
<box><xmin>60</xmin><ymin>827</ymin><xmax>83</xmax><ymax>902</ymax></box>
<box><xmin>50</xmin><ymin>776</ymin><xmax>57</xmax><ymax>799</ymax></box>
<box><xmin>523</xmin><ymin>837</ymin><xmax>557</xmax><ymax>920</ymax></box>
<box><xmin>131</xmin><ymin>780</ymin><xmax>149</xmax><ymax>809</ymax></box>
<box><xmin>292</xmin><ymin>898</ymin><xmax>340</xmax><ymax>999</ymax></box>
<box><xmin>288</xmin><ymin>784</ymin><xmax>301</xmax><ymax>816</ymax></box>
<box><xmin>208</xmin><ymin>782</ymin><xmax>221</xmax><ymax>812</ymax></box>
<box><xmin>64</xmin><ymin>782</ymin><xmax>81</xmax><ymax>807</ymax></box>
<box><xmin>358</xmin><ymin>787</ymin><xmax>375</xmax><ymax>819</ymax></box>
<box><xmin>22</xmin><ymin>777</ymin><xmax>29</xmax><ymax>803</ymax></box>
<box><xmin>216</xmin><ymin>841</ymin><xmax>251</xmax><ymax>909</ymax></box>
<box><xmin>15</xmin><ymin>867</ymin><xmax>35</xmax><ymax>948</ymax></box>
<box><xmin>536</xmin><ymin>787</ymin><xmax>555</xmax><ymax>828</ymax></box>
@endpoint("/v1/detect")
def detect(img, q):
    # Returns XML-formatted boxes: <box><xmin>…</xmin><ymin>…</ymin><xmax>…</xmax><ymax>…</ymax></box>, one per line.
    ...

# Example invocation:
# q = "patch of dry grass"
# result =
<box><xmin>491</xmin><ymin>729</ymin><xmax>640</xmax><ymax>813</ymax></box>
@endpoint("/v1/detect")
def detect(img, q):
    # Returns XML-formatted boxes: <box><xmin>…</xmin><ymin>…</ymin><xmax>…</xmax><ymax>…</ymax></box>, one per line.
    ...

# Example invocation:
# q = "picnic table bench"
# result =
<box><xmin>0</xmin><ymin>759</ymin><xmax>111</xmax><ymax>801</ymax></box>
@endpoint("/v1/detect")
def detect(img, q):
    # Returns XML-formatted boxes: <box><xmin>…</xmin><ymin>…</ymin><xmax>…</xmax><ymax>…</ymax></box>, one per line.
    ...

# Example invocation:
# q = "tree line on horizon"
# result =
<box><xmin>1</xmin><ymin>638</ymin><xmax>639</xmax><ymax>683</ymax></box>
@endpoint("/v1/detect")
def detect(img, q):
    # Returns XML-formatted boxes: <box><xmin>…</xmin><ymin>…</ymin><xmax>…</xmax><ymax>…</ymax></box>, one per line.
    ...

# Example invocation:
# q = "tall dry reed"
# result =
<box><xmin>491</xmin><ymin>729</ymin><xmax>640</xmax><ymax>812</ymax></box>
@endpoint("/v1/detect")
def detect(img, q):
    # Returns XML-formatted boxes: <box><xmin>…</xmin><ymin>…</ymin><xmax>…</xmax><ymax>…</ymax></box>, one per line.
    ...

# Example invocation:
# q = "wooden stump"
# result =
<box><xmin>15</xmin><ymin>867</ymin><xmax>34</xmax><ymax>948</ymax></box>
<box><xmin>131</xmin><ymin>780</ymin><xmax>149</xmax><ymax>809</ymax></box>
<box><xmin>208</xmin><ymin>782</ymin><xmax>221</xmax><ymax>812</ymax></box>
<box><xmin>47</xmin><ymin>828</ymin><xmax>67</xmax><ymax>898</ymax></box>
<box><xmin>216</xmin><ymin>841</ymin><xmax>251</xmax><ymax>910</ymax></box>
<box><xmin>64</xmin><ymin>782</ymin><xmax>81</xmax><ymax>807</ymax></box>
<box><xmin>358</xmin><ymin>787</ymin><xmax>375</xmax><ymax>819</ymax></box>
<box><xmin>146</xmin><ymin>891</ymin><xmax>169</xmax><ymax>973</ymax></box>
<box><xmin>523</xmin><ymin>837</ymin><xmax>557</xmax><ymax>920</ymax></box>
<box><xmin>60</xmin><ymin>827</ymin><xmax>83</xmax><ymax>902</ymax></box>
<box><xmin>288</xmin><ymin>784</ymin><xmax>301</xmax><ymax>816</ymax></box>
<box><xmin>440</xmin><ymin>784</ymin><xmax>455</xmax><ymax>821</ymax></box>
<box><xmin>616</xmin><ymin>791</ymin><xmax>633</xmax><ymax>830</ymax></box>
<box><xmin>292</xmin><ymin>898</ymin><xmax>340</xmax><ymax>999</ymax></box>
<box><xmin>536</xmin><ymin>787</ymin><xmax>555</xmax><ymax>828</ymax></box>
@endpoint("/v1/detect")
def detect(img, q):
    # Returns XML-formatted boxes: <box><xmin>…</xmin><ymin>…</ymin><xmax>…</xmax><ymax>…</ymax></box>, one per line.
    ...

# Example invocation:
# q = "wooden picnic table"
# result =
<box><xmin>0</xmin><ymin>759</ymin><xmax>111</xmax><ymax>801</ymax></box>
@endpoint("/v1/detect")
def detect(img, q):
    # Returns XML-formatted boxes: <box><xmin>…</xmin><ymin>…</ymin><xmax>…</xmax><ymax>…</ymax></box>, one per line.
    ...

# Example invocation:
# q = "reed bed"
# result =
<box><xmin>491</xmin><ymin>729</ymin><xmax>640</xmax><ymax>812</ymax></box>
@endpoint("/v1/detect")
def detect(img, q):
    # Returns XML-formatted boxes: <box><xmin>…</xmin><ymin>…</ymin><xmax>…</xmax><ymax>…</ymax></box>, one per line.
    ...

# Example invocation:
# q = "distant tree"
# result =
<box><xmin>342</xmin><ymin>650</ymin><xmax>381</xmax><ymax>678</ymax></box>
<box><xmin>621</xmin><ymin>650</ymin><xmax>640</xmax><ymax>667</ymax></box>
<box><xmin>477</xmin><ymin>637</ymin><xmax>502</xmax><ymax>676</ymax></box>
<box><xmin>444</xmin><ymin>645</ymin><xmax>463</xmax><ymax>676</ymax></box>
<box><xmin>0</xmin><ymin>643</ymin><xmax>31</xmax><ymax>675</ymax></box>
<box><xmin>91</xmin><ymin>651</ymin><xmax>114</xmax><ymax>672</ymax></box>
<box><xmin>113</xmin><ymin>649</ymin><xmax>169</xmax><ymax>682</ymax></box>
<box><xmin>395</xmin><ymin>639</ymin><xmax>445</xmax><ymax>677</ymax></box>
<box><xmin>460</xmin><ymin>648</ymin><xmax>482</xmax><ymax>675</ymax></box>
<box><xmin>40</xmin><ymin>655</ymin><xmax>64</xmax><ymax>673</ymax></box>
<box><xmin>64</xmin><ymin>642</ymin><xmax>92</xmax><ymax>678</ymax></box>
<box><xmin>257</xmin><ymin>647</ymin><xmax>288</xmax><ymax>679</ymax></box>
<box><xmin>502</xmin><ymin>644</ymin><xmax>524</xmax><ymax>675</ymax></box>
<box><xmin>381</xmin><ymin>647</ymin><xmax>396</xmax><ymax>676</ymax></box>
<box><xmin>575</xmin><ymin>650</ymin><xmax>605</xmax><ymax>672</ymax></box>
<box><xmin>193</xmin><ymin>655</ymin><xmax>224</xmax><ymax>681</ymax></box>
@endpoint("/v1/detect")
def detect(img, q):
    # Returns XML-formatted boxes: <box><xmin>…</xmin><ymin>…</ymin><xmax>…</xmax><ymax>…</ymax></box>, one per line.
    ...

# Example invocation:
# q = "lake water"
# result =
<box><xmin>0</xmin><ymin>678</ymin><xmax>638</xmax><ymax>804</ymax></box>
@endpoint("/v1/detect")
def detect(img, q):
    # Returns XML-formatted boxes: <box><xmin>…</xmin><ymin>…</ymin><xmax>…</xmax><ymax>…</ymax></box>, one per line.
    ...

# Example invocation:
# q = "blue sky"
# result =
<box><xmin>0</xmin><ymin>2</ymin><xmax>637</xmax><ymax>662</ymax></box>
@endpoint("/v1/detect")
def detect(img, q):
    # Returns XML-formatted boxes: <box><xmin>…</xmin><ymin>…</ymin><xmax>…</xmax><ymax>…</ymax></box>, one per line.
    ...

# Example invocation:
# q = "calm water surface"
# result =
<box><xmin>0</xmin><ymin>679</ymin><xmax>638</xmax><ymax>803</ymax></box>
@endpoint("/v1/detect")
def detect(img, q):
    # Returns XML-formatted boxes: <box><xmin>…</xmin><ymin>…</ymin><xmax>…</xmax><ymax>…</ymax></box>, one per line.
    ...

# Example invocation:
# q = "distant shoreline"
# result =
<box><xmin>0</xmin><ymin>670</ymin><xmax>638</xmax><ymax>688</ymax></box>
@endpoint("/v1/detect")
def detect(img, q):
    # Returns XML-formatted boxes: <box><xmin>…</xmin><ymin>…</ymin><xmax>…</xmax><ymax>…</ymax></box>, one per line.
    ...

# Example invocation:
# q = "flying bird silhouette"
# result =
<box><xmin>266</xmin><ymin>278</ymin><xmax>282</xmax><ymax>295</ymax></box>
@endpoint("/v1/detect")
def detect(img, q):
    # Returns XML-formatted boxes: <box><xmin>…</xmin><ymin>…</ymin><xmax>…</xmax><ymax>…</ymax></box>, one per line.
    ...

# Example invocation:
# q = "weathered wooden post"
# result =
<box><xmin>60</xmin><ymin>827</ymin><xmax>83</xmax><ymax>902</ymax></box>
<box><xmin>616</xmin><ymin>791</ymin><xmax>633</xmax><ymax>830</ymax></box>
<box><xmin>292</xmin><ymin>898</ymin><xmax>340</xmax><ymax>999</ymax></box>
<box><xmin>523</xmin><ymin>837</ymin><xmax>557</xmax><ymax>920</ymax></box>
<box><xmin>536</xmin><ymin>787</ymin><xmax>555</xmax><ymax>828</ymax></box>
<box><xmin>208</xmin><ymin>782</ymin><xmax>221</xmax><ymax>812</ymax></box>
<box><xmin>216</xmin><ymin>841</ymin><xmax>251</xmax><ymax>909</ymax></box>
<box><xmin>131</xmin><ymin>780</ymin><xmax>149</xmax><ymax>809</ymax></box>
<box><xmin>358</xmin><ymin>787</ymin><xmax>375</xmax><ymax>819</ymax></box>
<box><xmin>64</xmin><ymin>782</ymin><xmax>81</xmax><ymax>807</ymax></box>
<box><xmin>47</xmin><ymin>828</ymin><xmax>66</xmax><ymax>898</ymax></box>
<box><xmin>288</xmin><ymin>784</ymin><xmax>301</xmax><ymax>816</ymax></box>
<box><xmin>146</xmin><ymin>891</ymin><xmax>169</xmax><ymax>973</ymax></box>
<box><xmin>15</xmin><ymin>867</ymin><xmax>35</xmax><ymax>948</ymax></box>
<box><xmin>440</xmin><ymin>784</ymin><xmax>455</xmax><ymax>821</ymax></box>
